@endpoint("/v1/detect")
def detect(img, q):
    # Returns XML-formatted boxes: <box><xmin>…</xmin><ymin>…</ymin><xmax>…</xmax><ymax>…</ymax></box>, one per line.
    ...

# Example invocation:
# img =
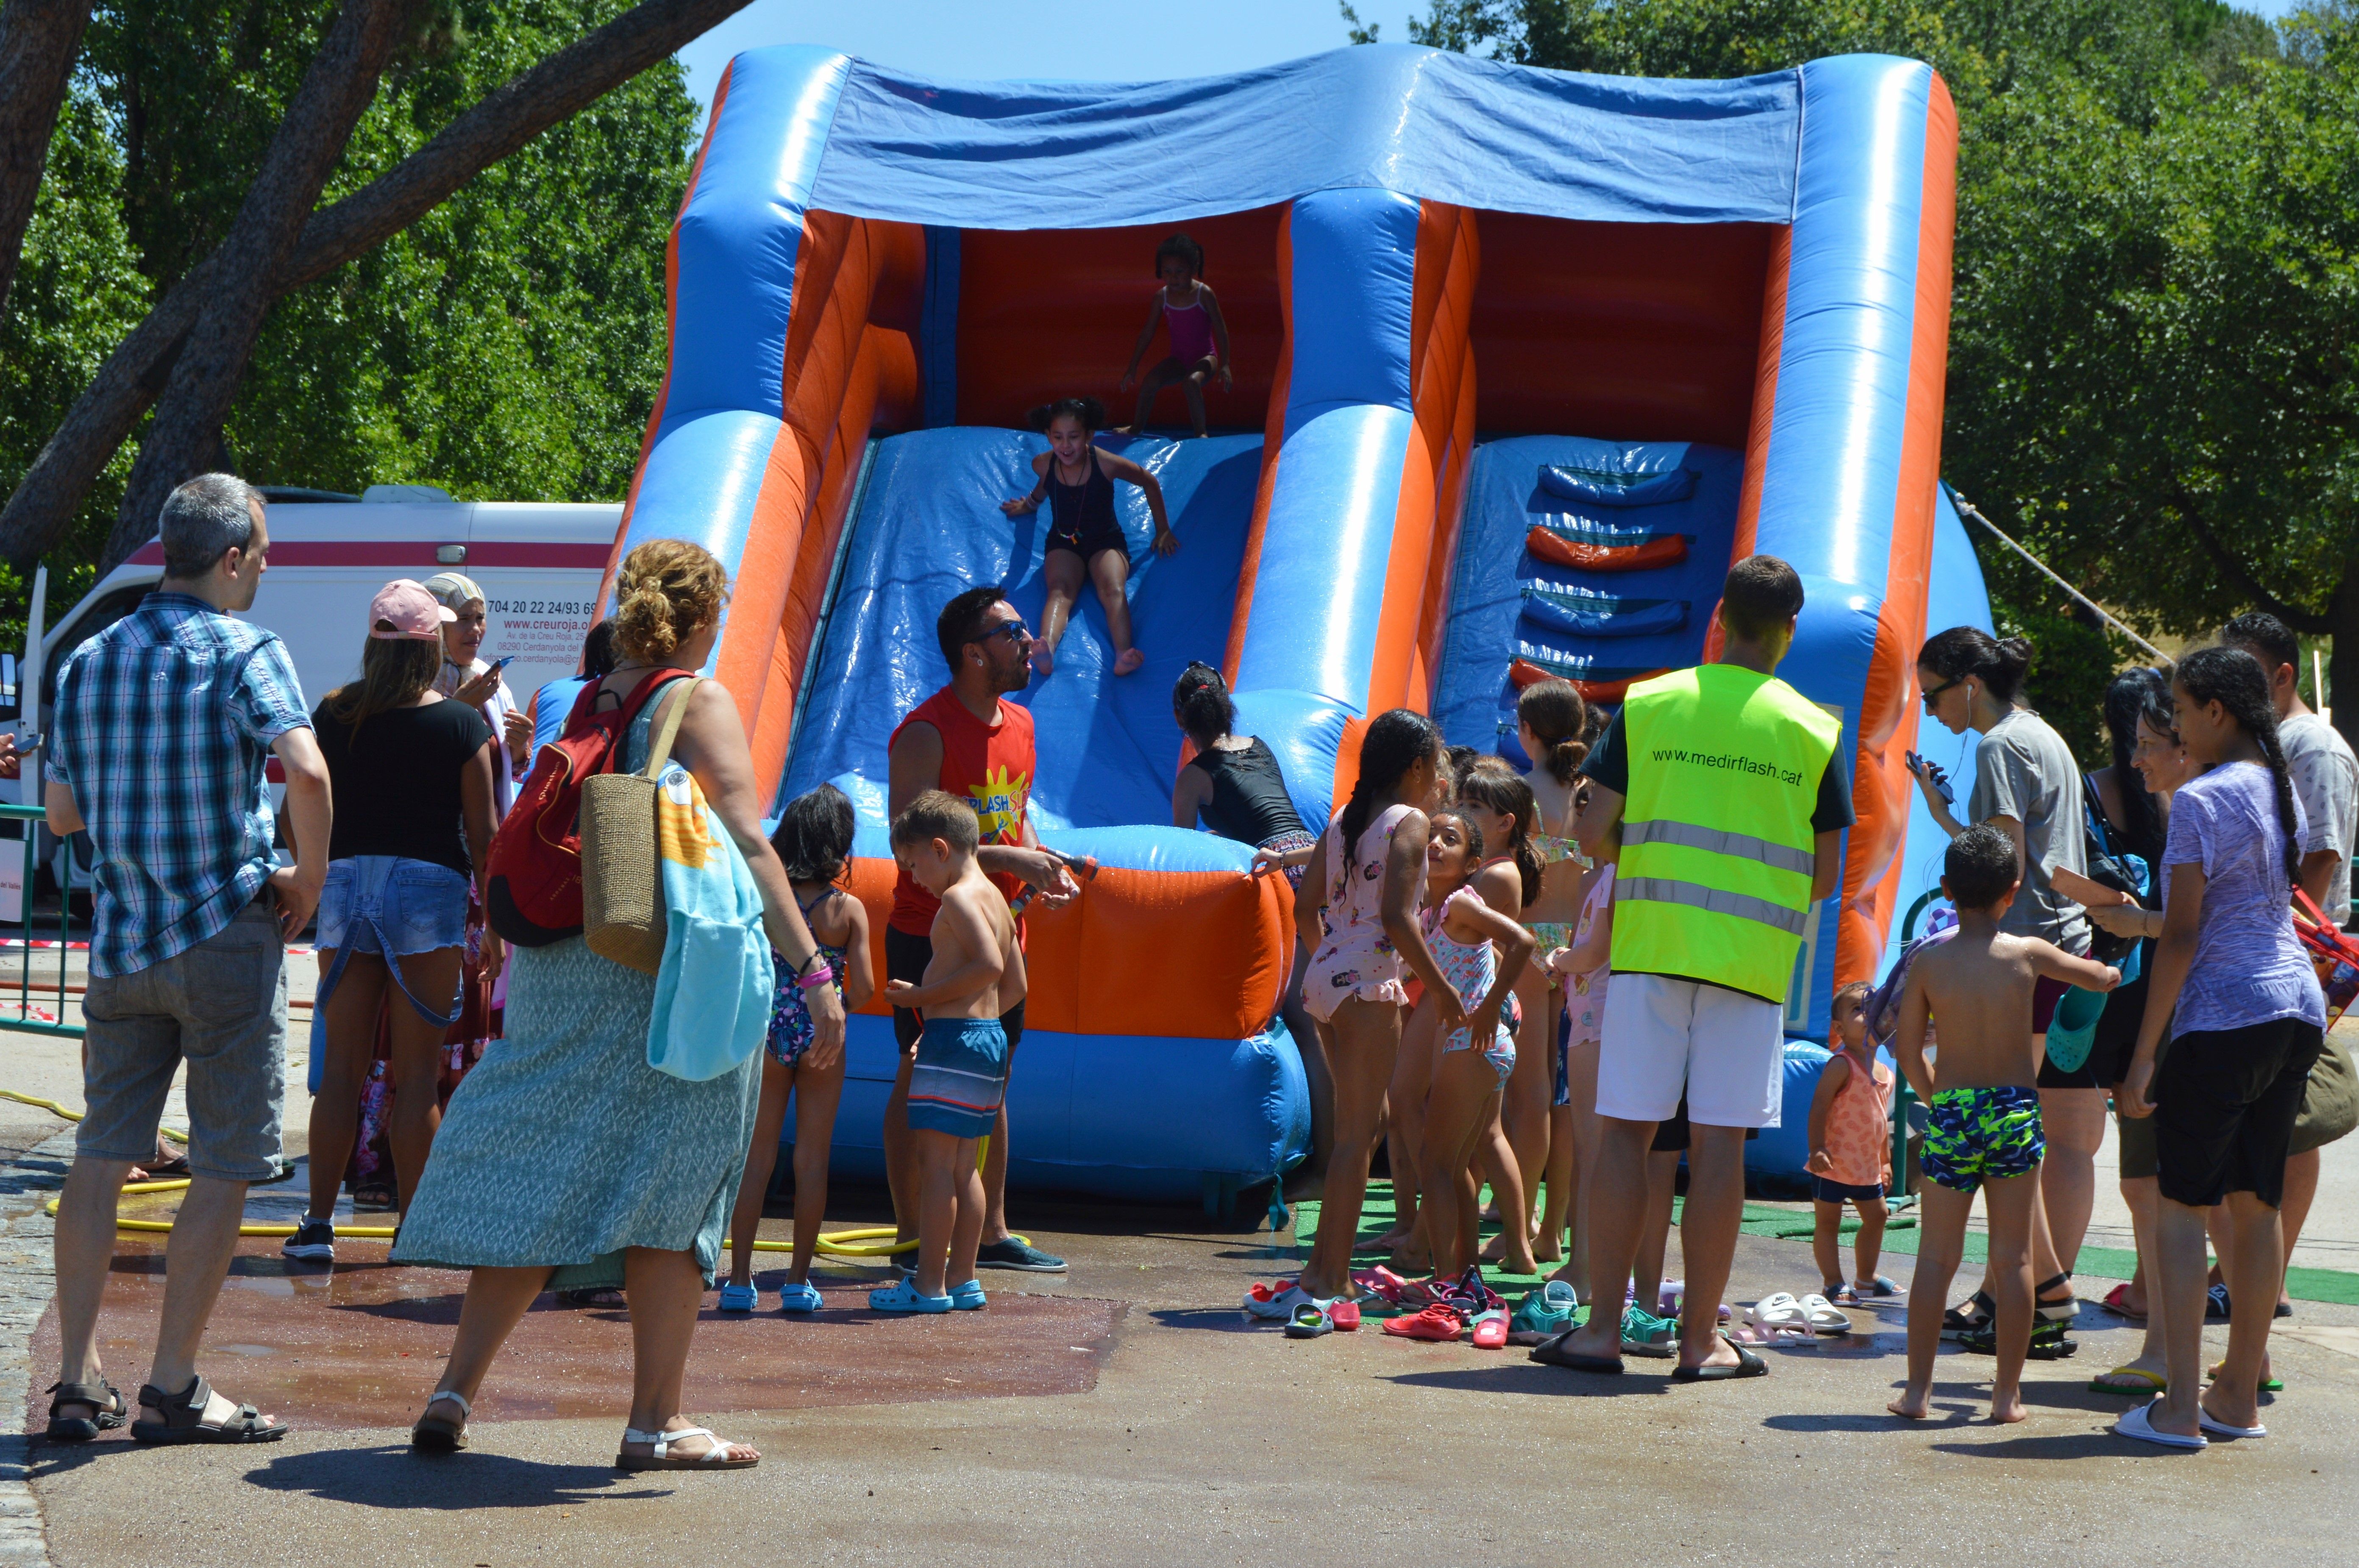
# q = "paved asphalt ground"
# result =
<box><xmin>4</xmin><ymin>981</ymin><xmax>2357</xmax><ymax>1566</ymax></box>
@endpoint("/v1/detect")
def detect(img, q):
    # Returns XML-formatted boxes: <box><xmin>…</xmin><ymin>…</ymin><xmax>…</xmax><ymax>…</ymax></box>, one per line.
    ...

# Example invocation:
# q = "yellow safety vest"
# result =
<box><xmin>1611</xmin><ymin>664</ymin><xmax>1841</xmax><ymax>1004</ymax></box>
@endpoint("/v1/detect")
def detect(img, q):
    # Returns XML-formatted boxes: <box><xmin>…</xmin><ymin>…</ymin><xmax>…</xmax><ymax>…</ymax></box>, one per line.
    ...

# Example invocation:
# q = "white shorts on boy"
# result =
<box><xmin>1595</xmin><ymin>973</ymin><xmax>1785</xmax><ymax>1129</ymax></box>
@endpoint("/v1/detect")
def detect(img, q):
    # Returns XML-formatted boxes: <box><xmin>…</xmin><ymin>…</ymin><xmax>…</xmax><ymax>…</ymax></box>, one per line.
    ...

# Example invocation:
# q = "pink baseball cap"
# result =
<box><xmin>370</xmin><ymin>578</ymin><xmax>457</xmax><ymax>641</ymax></box>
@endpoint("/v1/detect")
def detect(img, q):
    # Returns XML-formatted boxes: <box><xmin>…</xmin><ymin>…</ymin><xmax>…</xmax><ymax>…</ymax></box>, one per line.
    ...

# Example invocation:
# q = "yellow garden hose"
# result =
<box><xmin>7</xmin><ymin>1087</ymin><xmax>950</xmax><ymax>1256</ymax></box>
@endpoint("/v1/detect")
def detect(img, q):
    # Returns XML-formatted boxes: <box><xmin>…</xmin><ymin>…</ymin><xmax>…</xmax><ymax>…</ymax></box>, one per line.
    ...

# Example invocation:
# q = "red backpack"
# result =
<box><xmin>486</xmin><ymin>670</ymin><xmax>693</xmax><ymax>947</ymax></box>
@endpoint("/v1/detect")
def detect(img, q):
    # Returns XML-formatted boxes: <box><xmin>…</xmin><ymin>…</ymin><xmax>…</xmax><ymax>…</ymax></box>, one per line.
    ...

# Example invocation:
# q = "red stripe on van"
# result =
<box><xmin>123</xmin><ymin>542</ymin><xmax>609</xmax><ymax>569</ymax></box>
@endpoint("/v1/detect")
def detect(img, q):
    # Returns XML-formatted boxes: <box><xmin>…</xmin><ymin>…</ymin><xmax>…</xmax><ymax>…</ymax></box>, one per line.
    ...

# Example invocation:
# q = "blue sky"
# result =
<box><xmin>675</xmin><ymin>0</ymin><xmax>1415</xmax><ymax>108</ymax></box>
<box><xmin>675</xmin><ymin>0</ymin><xmax>2307</xmax><ymax>111</ymax></box>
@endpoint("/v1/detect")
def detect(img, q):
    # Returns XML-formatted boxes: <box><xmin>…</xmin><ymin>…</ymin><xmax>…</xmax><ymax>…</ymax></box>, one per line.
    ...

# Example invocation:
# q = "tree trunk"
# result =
<box><xmin>2329</xmin><ymin>568</ymin><xmax>2359</xmax><ymax>763</ymax></box>
<box><xmin>101</xmin><ymin>0</ymin><xmax>417</xmax><ymax>573</ymax></box>
<box><xmin>0</xmin><ymin>0</ymin><xmax>94</xmax><ymax>313</ymax></box>
<box><xmin>0</xmin><ymin>0</ymin><xmax>754</xmax><ymax>571</ymax></box>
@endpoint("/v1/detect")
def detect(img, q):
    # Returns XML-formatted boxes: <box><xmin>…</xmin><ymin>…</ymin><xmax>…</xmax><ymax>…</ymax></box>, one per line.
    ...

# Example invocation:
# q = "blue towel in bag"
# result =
<box><xmin>645</xmin><ymin>761</ymin><xmax>776</xmax><ymax>1081</ymax></box>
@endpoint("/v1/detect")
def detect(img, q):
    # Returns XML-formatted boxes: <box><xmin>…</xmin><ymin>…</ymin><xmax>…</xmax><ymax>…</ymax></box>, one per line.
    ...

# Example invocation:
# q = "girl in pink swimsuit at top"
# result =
<box><xmin>1118</xmin><ymin>233</ymin><xmax>1232</xmax><ymax>439</ymax></box>
<box><xmin>1416</xmin><ymin>811</ymin><xmax>1537</xmax><ymax>1282</ymax></box>
<box><xmin>1249</xmin><ymin>711</ymin><xmax>1460</xmax><ymax>1337</ymax></box>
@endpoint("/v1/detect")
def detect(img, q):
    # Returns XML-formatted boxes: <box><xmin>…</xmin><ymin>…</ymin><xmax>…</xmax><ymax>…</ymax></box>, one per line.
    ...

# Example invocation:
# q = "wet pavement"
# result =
<box><xmin>10</xmin><ymin>1177</ymin><xmax>2359</xmax><ymax>1567</ymax></box>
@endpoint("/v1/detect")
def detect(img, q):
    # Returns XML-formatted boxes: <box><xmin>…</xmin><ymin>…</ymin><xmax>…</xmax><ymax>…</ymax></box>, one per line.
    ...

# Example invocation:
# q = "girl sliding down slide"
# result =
<box><xmin>1002</xmin><ymin>396</ymin><xmax>1175</xmax><ymax>677</ymax></box>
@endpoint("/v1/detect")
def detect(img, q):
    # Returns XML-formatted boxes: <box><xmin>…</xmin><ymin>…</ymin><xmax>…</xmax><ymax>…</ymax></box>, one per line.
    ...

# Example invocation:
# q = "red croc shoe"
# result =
<box><xmin>1470</xmin><ymin>1308</ymin><xmax>1510</xmax><ymax>1350</ymax></box>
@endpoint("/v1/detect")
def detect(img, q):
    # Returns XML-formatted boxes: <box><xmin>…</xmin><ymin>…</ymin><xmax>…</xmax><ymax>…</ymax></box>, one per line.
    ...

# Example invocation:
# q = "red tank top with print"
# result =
<box><xmin>888</xmin><ymin>687</ymin><xmax>1036</xmax><ymax>936</ymax></box>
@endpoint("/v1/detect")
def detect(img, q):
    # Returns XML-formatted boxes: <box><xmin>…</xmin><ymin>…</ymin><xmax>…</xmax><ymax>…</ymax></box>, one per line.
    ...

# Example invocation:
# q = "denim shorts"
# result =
<box><xmin>318</xmin><ymin>856</ymin><xmax>470</xmax><ymax>956</ymax></box>
<box><xmin>79</xmin><ymin>901</ymin><xmax>288</xmax><ymax>1182</ymax></box>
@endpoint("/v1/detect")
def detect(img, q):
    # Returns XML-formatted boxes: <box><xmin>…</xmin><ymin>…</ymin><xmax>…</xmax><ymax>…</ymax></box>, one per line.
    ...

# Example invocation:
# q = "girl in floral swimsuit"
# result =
<box><xmin>1416</xmin><ymin>812</ymin><xmax>1538</xmax><ymax>1279</ymax></box>
<box><xmin>719</xmin><ymin>785</ymin><xmax>873</xmax><ymax>1316</ymax></box>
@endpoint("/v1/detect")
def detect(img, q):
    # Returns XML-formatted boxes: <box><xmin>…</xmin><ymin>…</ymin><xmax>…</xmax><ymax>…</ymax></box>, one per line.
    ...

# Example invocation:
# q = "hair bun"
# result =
<box><xmin>1997</xmin><ymin>635</ymin><xmax>2034</xmax><ymax>674</ymax></box>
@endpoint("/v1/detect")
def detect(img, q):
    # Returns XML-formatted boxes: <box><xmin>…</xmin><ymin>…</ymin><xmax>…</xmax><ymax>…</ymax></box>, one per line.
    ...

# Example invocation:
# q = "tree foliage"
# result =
<box><xmin>0</xmin><ymin>0</ymin><xmax>693</xmax><ymax>646</ymax></box>
<box><xmin>1361</xmin><ymin>0</ymin><xmax>2355</xmax><ymax>761</ymax></box>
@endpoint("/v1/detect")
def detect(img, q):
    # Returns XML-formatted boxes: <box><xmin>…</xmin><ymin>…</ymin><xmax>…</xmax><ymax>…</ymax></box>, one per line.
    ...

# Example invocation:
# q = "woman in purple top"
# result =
<box><xmin>2119</xmin><ymin>646</ymin><xmax>2325</xmax><ymax>1451</ymax></box>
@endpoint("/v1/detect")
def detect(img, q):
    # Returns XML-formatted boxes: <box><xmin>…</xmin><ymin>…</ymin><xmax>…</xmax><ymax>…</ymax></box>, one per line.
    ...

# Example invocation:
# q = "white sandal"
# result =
<box><xmin>1798</xmin><ymin>1292</ymin><xmax>1853</xmax><ymax>1334</ymax></box>
<box><xmin>616</xmin><ymin>1424</ymin><xmax>759</xmax><ymax>1471</ymax></box>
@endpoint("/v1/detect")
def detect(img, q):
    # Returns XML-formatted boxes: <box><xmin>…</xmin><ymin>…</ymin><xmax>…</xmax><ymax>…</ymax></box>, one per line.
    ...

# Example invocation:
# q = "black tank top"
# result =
<box><xmin>1188</xmin><ymin>736</ymin><xmax>1305</xmax><ymax>846</ymax></box>
<box><xmin>1046</xmin><ymin>447</ymin><xmax>1118</xmax><ymax>537</ymax></box>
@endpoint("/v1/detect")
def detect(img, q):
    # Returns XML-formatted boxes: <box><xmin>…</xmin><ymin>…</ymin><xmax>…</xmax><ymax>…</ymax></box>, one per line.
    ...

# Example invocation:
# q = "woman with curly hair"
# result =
<box><xmin>395</xmin><ymin>539</ymin><xmax>845</xmax><ymax>1471</ymax></box>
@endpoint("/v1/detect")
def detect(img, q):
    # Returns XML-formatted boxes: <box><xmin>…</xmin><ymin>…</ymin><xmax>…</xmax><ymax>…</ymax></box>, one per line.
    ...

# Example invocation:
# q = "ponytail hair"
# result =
<box><xmin>1919</xmin><ymin>626</ymin><xmax>2034</xmax><ymax>706</ymax></box>
<box><xmin>1340</xmin><ymin>709</ymin><xmax>1441</xmax><ymax>865</ymax></box>
<box><xmin>2174</xmin><ymin>645</ymin><xmax>2302</xmax><ymax>887</ymax></box>
<box><xmin>1029</xmin><ymin>395</ymin><xmax>1107</xmax><ymax>434</ymax></box>
<box><xmin>1455</xmin><ymin>765</ymin><xmax>1544</xmax><ymax>908</ymax></box>
<box><xmin>1516</xmin><ymin>678</ymin><xmax>1588</xmax><ymax>787</ymax></box>
<box><xmin>1173</xmin><ymin>661</ymin><xmax>1235</xmax><ymax>749</ymax></box>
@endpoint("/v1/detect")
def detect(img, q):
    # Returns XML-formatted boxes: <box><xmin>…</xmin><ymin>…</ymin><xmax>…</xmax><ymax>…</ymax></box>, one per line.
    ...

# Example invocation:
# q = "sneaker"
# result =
<box><xmin>975</xmin><ymin>1237</ymin><xmax>1066</xmax><ymax>1273</ymax></box>
<box><xmin>281</xmin><ymin>1217</ymin><xmax>335</xmax><ymax>1264</ymax></box>
<box><xmin>1619</xmin><ymin>1304</ymin><xmax>1679</xmax><ymax>1358</ymax></box>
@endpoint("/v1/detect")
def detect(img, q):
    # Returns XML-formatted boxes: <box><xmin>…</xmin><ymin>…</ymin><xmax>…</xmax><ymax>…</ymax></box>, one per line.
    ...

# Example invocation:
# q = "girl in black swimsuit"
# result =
<box><xmin>1001</xmin><ymin>395</ymin><xmax>1176</xmax><ymax>677</ymax></box>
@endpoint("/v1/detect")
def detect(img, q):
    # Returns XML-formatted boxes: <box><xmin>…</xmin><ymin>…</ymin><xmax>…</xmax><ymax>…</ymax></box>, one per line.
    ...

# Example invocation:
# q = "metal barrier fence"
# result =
<box><xmin>0</xmin><ymin>800</ymin><xmax>82</xmax><ymax>1040</ymax></box>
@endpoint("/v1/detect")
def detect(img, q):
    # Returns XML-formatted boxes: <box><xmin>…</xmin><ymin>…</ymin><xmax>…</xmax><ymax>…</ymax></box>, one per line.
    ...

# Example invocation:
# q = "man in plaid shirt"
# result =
<box><xmin>41</xmin><ymin>473</ymin><xmax>331</xmax><ymax>1446</ymax></box>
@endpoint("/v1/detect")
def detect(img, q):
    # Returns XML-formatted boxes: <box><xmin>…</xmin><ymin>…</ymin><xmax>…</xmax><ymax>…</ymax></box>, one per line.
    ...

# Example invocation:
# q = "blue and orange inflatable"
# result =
<box><xmin>607</xmin><ymin>44</ymin><xmax>1991</xmax><ymax>1201</ymax></box>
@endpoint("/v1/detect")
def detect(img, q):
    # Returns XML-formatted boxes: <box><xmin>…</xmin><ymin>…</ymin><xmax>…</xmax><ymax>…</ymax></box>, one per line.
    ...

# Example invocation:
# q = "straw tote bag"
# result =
<box><xmin>581</xmin><ymin>675</ymin><xmax>701</xmax><ymax>973</ymax></box>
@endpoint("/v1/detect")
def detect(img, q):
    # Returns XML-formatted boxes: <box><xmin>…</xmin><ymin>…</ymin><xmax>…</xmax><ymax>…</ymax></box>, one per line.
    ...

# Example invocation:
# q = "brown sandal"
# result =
<box><xmin>410</xmin><ymin>1390</ymin><xmax>471</xmax><ymax>1453</ymax></box>
<box><xmin>131</xmin><ymin>1375</ymin><xmax>290</xmax><ymax>1444</ymax></box>
<box><xmin>45</xmin><ymin>1380</ymin><xmax>126</xmax><ymax>1443</ymax></box>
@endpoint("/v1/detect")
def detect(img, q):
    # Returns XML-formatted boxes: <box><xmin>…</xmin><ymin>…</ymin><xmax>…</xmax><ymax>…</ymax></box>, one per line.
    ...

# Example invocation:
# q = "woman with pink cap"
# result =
<box><xmin>282</xmin><ymin>579</ymin><xmax>500</xmax><ymax>1265</ymax></box>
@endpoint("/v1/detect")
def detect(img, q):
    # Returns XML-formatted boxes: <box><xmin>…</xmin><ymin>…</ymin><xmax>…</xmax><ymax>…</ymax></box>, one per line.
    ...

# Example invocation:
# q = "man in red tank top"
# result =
<box><xmin>884</xmin><ymin>587</ymin><xmax>1079</xmax><ymax>1271</ymax></box>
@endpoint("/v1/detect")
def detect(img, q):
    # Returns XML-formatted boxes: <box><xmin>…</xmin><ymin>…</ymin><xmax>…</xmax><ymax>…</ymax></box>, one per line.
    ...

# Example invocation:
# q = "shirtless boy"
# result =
<box><xmin>874</xmin><ymin>790</ymin><xmax>1029</xmax><ymax>1314</ymax></box>
<box><xmin>1889</xmin><ymin>825</ymin><xmax>2119</xmax><ymax>1423</ymax></box>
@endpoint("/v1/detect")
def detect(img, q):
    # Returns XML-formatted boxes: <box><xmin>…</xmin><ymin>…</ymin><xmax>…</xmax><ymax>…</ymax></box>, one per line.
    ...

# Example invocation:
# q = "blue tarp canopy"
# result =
<box><xmin>805</xmin><ymin>44</ymin><xmax>1802</xmax><ymax>229</ymax></box>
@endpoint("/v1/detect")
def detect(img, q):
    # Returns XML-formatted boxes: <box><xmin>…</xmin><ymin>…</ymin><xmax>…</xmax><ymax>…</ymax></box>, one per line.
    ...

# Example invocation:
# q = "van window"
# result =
<box><xmin>43</xmin><ymin>583</ymin><xmax>155</xmax><ymax>708</ymax></box>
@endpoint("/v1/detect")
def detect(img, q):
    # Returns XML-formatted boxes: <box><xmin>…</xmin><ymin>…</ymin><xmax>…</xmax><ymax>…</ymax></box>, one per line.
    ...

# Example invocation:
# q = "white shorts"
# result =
<box><xmin>1595</xmin><ymin>973</ymin><xmax>1786</xmax><ymax>1130</ymax></box>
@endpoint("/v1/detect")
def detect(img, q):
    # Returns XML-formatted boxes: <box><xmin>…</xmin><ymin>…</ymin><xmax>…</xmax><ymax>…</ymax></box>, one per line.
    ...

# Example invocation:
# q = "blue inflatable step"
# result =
<box><xmin>1519</xmin><ymin>583</ymin><xmax>1689</xmax><ymax>639</ymax></box>
<box><xmin>1539</xmin><ymin>464</ymin><xmax>1699</xmax><ymax>508</ymax></box>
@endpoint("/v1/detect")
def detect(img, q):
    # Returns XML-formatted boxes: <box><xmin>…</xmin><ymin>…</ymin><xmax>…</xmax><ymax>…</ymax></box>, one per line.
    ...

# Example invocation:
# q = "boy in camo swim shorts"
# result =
<box><xmin>1887</xmin><ymin>826</ymin><xmax>2120</xmax><ymax>1425</ymax></box>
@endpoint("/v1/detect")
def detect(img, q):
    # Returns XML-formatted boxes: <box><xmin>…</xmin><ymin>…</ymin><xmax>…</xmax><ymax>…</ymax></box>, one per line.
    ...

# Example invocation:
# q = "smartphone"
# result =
<box><xmin>11</xmin><ymin>729</ymin><xmax>38</xmax><ymax>750</ymax></box>
<box><xmin>1906</xmin><ymin>750</ymin><xmax>1954</xmax><ymax>806</ymax></box>
<box><xmin>487</xmin><ymin>655</ymin><xmax>516</xmax><ymax>675</ymax></box>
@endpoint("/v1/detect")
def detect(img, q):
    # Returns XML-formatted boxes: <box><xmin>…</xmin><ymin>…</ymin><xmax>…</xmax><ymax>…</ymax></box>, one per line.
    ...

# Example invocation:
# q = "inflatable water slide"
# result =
<box><xmin>606</xmin><ymin>44</ymin><xmax>1993</xmax><ymax>1201</ymax></box>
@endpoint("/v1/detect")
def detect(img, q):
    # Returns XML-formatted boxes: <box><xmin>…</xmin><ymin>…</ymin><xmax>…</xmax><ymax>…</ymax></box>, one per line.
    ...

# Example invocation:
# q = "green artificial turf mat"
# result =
<box><xmin>1286</xmin><ymin>1184</ymin><xmax>2359</xmax><ymax>1305</ymax></box>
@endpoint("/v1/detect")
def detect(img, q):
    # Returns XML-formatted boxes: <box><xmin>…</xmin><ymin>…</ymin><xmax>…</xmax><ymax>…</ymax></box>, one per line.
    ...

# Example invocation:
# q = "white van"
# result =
<box><xmin>15</xmin><ymin>490</ymin><xmax>620</xmax><ymax>890</ymax></box>
<box><xmin>31</xmin><ymin>489</ymin><xmax>619</xmax><ymax>746</ymax></box>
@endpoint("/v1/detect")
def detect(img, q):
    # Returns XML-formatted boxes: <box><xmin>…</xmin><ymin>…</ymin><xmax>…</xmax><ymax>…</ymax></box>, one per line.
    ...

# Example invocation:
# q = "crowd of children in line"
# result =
<box><xmin>1181</xmin><ymin>592</ymin><xmax>2339</xmax><ymax>1451</ymax></box>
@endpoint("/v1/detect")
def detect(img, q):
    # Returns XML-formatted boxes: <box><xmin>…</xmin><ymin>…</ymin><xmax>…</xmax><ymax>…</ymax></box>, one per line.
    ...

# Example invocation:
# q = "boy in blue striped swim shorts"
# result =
<box><xmin>876</xmin><ymin>790</ymin><xmax>1029</xmax><ymax>1315</ymax></box>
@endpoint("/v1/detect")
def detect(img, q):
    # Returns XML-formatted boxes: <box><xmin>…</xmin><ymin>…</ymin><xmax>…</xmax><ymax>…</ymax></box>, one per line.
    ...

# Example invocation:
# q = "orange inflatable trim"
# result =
<box><xmin>1525</xmin><ymin>527</ymin><xmax>1689</xmax><ymax>575</ymax></box>
<box><xmin>839</xmin><ymin>856</ymin><xmax>1292</xmax><ymax>1042</ymax></box>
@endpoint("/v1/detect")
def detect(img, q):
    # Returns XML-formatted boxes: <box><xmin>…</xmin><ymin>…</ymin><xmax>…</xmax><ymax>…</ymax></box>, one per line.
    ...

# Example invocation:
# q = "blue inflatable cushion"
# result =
<box><xmin>1539</xmin><ymin>465</ymin><xmax>1700</xmax><ymax>507</ymax></box>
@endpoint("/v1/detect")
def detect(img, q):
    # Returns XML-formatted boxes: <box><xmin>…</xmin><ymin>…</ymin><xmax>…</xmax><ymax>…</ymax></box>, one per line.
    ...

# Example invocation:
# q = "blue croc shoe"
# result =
<box><xmin>716</xmin><ymin>1282</ymin><xmax>759</xmax><ymax>1314</ymax></box>
<box><xmin>869</xmin><ymin>1279</ymin><xmax>952</xmax><ymax>1315</ymax></box>
<box><xmin>777</xmin><ymin>1280</ymin><xmax>823</xmax><ymax>1314</ymax></box>
<box><xmin>949</xmin><ymin>1278</ymin><xmax>988</xmax><ymax>1311</ymax></box>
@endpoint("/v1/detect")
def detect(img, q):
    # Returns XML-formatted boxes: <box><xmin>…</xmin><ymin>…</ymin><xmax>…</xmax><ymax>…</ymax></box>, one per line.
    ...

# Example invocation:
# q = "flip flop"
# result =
<box><xmin>1672</xmin><ymin>1332</ymin><xmax>1767</xmax><ymax>1382</ymax></box>
<box><xmin>2102</xmin><ymin>1282</ymin><xmax>2147</xmax><ymax>1321</ymax></box>
<box><xmin>2114</xmin><ymin>1401</ymin><xmax>2206</xmax><ymax>1451</ymax></box>
<box><xmin>2206</xmin><ymin>1363</ymin><xmax>2284</xmax><ymax>1393</ymax></box>
<box><xmin>2088</xmin><ymin>1366</ymin><xmax>2167</xmax><ymax>1396</ymax></box>
<box><xmin>1528</xmin><ymin>1330</ymin><xmax>1622</xmax><ymax>1374</ymax></box>
<box><xmin>1798</xmin><ymin>1293</ymin><xmax>1852</xmax><ymax>1334</ymax></box>
<box><xmin>2197</xmin><ymin>1409</ymin><xmax>2267</xmax><ymax>1440</ymax></box>
<box><xmin>1351</xmin><ymin>1266</ymin><xmax>1415</xmax><ymax>1305</ymax></box>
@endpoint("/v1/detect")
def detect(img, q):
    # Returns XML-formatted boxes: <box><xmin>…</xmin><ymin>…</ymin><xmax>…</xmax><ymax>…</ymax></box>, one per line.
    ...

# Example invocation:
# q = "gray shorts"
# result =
<box><xmin>78</xmin><ymin>901</ymin><xmax>288</xmax><ymax>1182</ymax></box>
